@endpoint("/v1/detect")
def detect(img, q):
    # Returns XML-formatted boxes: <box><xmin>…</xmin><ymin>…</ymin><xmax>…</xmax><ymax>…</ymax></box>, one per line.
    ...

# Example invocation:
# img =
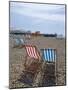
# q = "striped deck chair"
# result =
<box><xmin>24</xmin><ymin>45</ymin><xmax>41</xmax><ymax>71</ymax></box>
<box><xmin>41</xmin><ymin>48</ymin><xmax>56</xmax><ymax>63</ymax></box>
<box><xmin>40</xmin><ymin>48</ymin><xmax>57</xmax><ymax>85</ymax></box>
<box><xmin>18</xmin><ymin>45</ymin><xmax>43</xmax><ymax>86</ymax></box>
<box><xmin>13</xmin><ymin>38</ymin><xmax>25</xmax><ymax>48</ymax></box>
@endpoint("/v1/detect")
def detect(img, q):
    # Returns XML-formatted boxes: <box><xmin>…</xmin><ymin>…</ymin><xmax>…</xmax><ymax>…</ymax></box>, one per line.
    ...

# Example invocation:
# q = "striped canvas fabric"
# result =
<box><xmin>41</xmin><ymin>48</ymin><xmax>56</xmax><ymax>62</ymax></box>
<box><xmin>15</xmin><ymin>38</ymin><xmax>24</xmax><ymax>45</ymax></box>
<box><xmin>25</xmin><ymin>45</ymin><xmax>40</xmax><ymax>59</ymax></box>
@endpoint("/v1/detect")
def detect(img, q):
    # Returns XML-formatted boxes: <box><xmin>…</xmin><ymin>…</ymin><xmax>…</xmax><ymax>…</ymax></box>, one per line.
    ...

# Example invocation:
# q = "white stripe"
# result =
<box><xmin>31</xmin><ymin>47</ymin><xmax>35</xmax><ymax>58</ymax></box>
<box><xmin>30</xmin><ymin>47</ymin><xmax>34</xmax><ymax>57</ymax></box>
<box><xmin>49</xmin><ymin>49</ymin><xmax>52</xmax><ymax>61</ymax></box>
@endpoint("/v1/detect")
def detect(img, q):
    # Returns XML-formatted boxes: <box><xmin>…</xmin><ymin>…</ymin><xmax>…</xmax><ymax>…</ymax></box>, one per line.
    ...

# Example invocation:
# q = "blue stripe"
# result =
<box><xmin>49</xmin><ymin>49</ymin><xmax>52</xmax><ymax>61</ymax></box>
<box><xmin>51</xmin><ymin>49</ymin><xmax>53</xmax><ymax>61</ymax></box>
<box><xmin>52</xmin><ymin>49</ymin><xmax>54</xmax><ymax>62</ymax></box>
<box><xmin>48</xmin><ymin>50</ymin><xmax>50</xmax><ymax>61</ymax></box>
<box><xmin>43</xmin><ymin>49</ymin><xmax>46</xmax><ymax>60</ymax></box>
<box><xmin>51</xmin><ymin>49</ymin><xmax>53</xmax><ymax>62</ymax></box>
<box><xmin>47</xmin><ymin>49</ymin><xmax>50</xmax><ymax>61</ymax></box>
<box><xmin>53</xmin><ymin>50</ymin><xmax>55</xmax><ymax>61</ymax></box>
<box><xmin>43</xmin><ymin>49</ymin><xmax>46</xmax><ymax>61</ymax></box>
<box><xmin>53</xmin><ymin>50</ymin><xmax>54</xmax><ymax>61</ymax></box>
<box><xmin>45</xmin><ymin>49</ymin><xmax>48</xmax><ymax>61</ymax></box>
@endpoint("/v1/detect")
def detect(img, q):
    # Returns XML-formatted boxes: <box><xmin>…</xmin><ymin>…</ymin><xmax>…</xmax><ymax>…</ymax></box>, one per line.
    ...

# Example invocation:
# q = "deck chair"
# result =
<box><xmin>13</xmin><ymin>38</ymin><xmax>25</xmax><ymax>48</ymax></box>
<box><xmin>40</xmin><ymin>48</ymin><xmax>57</xmax><ymax>86</ymax></box>
<box><xmin>18</xmin><ymin>45</ymin><xmax>43</xmax><ymax>86</ymax></box>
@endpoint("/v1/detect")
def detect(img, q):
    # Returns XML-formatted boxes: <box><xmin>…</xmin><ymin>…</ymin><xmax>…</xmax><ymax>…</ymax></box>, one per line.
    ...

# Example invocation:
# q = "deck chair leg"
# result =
<box><xmin>32</xmin><ymin>63</ymin><xmax>44</xmax><ymax>87</ymax></box>
<box><xmin>32</xmin><ymin>71</ymin><xmax>41</xmax><ymax>87</ymax></box>
<box><xmin>24</xmin><ymin>56</ymin><xmax>27</xmax><ymax>67</ymax></box>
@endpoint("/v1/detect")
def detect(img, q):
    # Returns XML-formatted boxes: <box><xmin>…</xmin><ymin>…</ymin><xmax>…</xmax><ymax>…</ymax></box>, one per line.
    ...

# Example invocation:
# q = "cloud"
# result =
<box><xmin>10</xmin><ymin>2</ymin><xmax>65</xmax><ymax>22</ymax></box>
<box><xmin>11</xmin><ymin>6</ymin><xmax>65</xmax><ymax>22</ymax></box>
<box><xmin>10</xmin><ymin>2</ymin><xmax>65</xmax><ymax>12</ymax></box>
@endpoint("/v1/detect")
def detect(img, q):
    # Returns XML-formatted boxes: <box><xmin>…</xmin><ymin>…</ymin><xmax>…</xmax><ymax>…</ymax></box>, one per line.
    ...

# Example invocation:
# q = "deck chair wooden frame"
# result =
<box><xmin>41</xmin><ymin>48</ymin><xmax>57</xmax><ymax>85</ymax></box>
<box><xmin>24</xmin><ymin>45</ymin><xmax>42</xmax><ymax>73</ymax></box>
<box><xmin>22</xmin><ymin>45</ymin><xmax>43</xmax><ymax>86</ymax></box>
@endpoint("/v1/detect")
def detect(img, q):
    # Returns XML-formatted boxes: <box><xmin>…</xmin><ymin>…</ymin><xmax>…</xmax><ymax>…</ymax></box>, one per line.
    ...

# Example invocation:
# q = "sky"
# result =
<box><xmin>10</xmin><ymin>2</ymin><xmax>65</xmax><ymax>36</ymax></box>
